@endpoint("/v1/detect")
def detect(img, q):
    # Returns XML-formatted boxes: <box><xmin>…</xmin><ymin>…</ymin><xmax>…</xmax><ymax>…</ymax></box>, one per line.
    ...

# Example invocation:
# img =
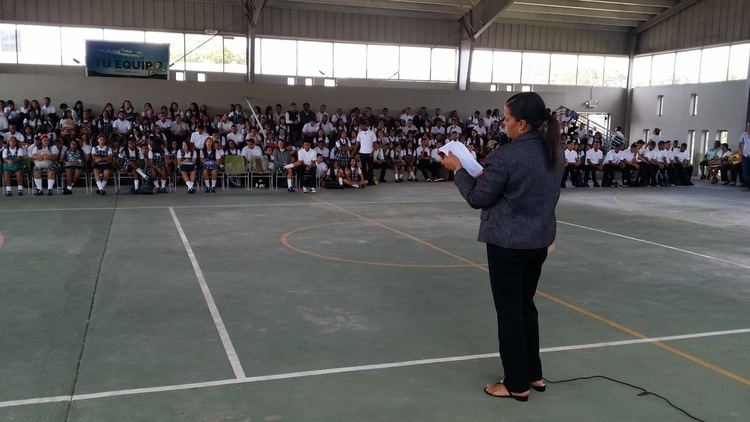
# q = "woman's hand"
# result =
<box><xmin>442</xmin><ymin>152</ymin><xmax>462</xmax><ymax>172</ymax></box>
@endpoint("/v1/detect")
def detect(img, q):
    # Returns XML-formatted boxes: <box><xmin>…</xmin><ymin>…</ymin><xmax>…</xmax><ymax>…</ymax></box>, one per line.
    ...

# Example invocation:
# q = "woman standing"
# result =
<box><xmin>442</xmin><ymin>92</ymin><xmax>563</xmax><ymax>402</ymax></box>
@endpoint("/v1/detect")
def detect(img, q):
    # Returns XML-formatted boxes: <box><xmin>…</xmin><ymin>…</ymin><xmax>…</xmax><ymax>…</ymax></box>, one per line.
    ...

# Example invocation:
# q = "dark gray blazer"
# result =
<box><xmin>454</xmin><ymin>131</ymin><xmax>564</xmax><ymax>249</ymax></box>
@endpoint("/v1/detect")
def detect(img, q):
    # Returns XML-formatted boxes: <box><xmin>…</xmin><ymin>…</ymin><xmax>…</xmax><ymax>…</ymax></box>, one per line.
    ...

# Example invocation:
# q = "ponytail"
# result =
<box><xmin>541</xmin><ymin>108</ymin><xmax>560</xmax><ymax>170</ymax></box>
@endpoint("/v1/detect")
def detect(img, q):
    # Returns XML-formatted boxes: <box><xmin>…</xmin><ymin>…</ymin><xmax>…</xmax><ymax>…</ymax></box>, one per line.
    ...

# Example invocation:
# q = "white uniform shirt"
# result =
<box><xmin>112</xmin><ymin>118</ymin><xmax>132</xmax><ymax>134</ymax></box>
<box><xmin>298</xmin><ymin>148</ymin><xmax>317</xmax><ymax>165</ymax></box>
<box><xmin>190</xmin><ymin>131</ymin><xmax>210</xmax><ymax>150</ymax></box>
<box><xmin>356</xmin><ymin>130</ymin><xmax>376</xmax><ymax>154</ymax></box>
<box><xmin>241</xmin><ymin>145</ymin><xmax>263</xmax><ymax>161</ymax></box>
<box><xmin>739</xmin><ymin>132</ymin><xmax>750</xmax><ymax>158</ymax></box>
<box><xmin>564</xmin><ymin>149</ymin><xmax>578</xmax><ymax>164</ymax></box>
<box><xmin>585</xmin><ymin>149</ymin><xmax>603</xmax><ymax>165</ymax></box>
<box><xmin>2</xmin><ymin>146</ymin><xmax>25</xmax><ymax>160</ymax></box>
<box><xmin>604</xmin><ymin>150</ymin><xmax>620</xmax><ymax>164</ymax></box>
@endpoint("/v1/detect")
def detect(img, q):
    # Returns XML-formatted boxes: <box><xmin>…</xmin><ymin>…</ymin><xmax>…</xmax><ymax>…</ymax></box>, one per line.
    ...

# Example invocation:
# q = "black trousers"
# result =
<box><xmin>360</xmin><ymin>153</ymin><xmax>374</xmax><ymax>185</ymax></box>
<box><xmin>295</xmin><ymin>165</ymin><xmax>316</xmax><ymax>188</ymax></box>
<box><xmin>486</xmin><ymin>243</ymin><xmax>547</xmax><ymax>393</ymax></box>
<box><xmin>583</xmin><ymin>165</ymin><xmax>600</xmax><ymax>186</ymax></box>
<box><xmin>373</xmin><ymin>161</ymin><xmax>387</xmax><ymax>181</ymax></box>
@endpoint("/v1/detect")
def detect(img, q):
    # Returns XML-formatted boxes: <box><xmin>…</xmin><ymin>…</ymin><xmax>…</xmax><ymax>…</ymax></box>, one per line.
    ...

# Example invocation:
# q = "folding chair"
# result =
<box><xmin>249</xmin><ymin>156</ymin><xmax>272</xmax><ymax>190</ymax></box>
<box><xmin>222</xmin><ymin>155</ymin><xmax>249</xmax><ymax>191</ymax></box>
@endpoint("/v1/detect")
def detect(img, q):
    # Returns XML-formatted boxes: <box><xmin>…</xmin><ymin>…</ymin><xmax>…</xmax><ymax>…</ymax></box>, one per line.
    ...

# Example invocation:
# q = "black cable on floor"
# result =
<box><xmin>64</xmin><ymin>196</ymin><xmax>118</xmax><ymax>422</ymax></box>
<box><xmin>542</xmin><ymin>375</ymin><xmax>705</xmax><ymax>422</ymax></box>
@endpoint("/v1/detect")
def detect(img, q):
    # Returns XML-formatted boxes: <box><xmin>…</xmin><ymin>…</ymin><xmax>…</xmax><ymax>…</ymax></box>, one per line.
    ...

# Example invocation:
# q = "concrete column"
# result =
<box><xmin>457</xmin><ymin>38</ymin><xmax>474</xmax><ymax>91</ymax></box>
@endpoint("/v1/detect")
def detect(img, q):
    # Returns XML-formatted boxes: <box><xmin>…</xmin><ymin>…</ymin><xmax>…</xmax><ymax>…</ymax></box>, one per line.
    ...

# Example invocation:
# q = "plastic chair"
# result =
<box><xmin>222</xmin><ymin>155</ymin><xmax>249</xmax><ymax>191</ymax></box>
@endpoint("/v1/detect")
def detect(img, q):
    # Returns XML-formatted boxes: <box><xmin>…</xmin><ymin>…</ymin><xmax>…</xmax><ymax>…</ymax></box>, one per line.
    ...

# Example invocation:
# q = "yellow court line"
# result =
<box><xmin>280</xmin><ymin>221</ymin><xmax>474</xmax><ymax>269</ymax></box>
<box><xmin>312</xmin><ymin>197</ymin><xmax>750</xmax><ymax>387</ymax></box>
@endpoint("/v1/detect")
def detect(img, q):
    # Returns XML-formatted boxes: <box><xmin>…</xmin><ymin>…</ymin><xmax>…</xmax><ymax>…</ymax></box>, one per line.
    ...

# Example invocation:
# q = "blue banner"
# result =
<box><xmin>86</xmin><ymin>40</ymin><xmax>169</xmax><ymax>80</ymax></box>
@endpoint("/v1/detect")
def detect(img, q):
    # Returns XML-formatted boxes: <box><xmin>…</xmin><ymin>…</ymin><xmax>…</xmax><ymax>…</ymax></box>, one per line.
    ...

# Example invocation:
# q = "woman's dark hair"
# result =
<box><xmin>505</xmin><ymin>92</ymin><xmax>560</xmax><ymax>169</ymax></box>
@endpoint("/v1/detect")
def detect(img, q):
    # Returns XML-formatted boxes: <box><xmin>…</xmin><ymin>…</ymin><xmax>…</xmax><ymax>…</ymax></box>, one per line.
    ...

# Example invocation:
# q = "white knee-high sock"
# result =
<box><xmin>34</xmin><ymin>178</ymin><xmax>43</xmax><ymax>190</ymax></box>
<box><xmin>287</xmin><ymin>178</ymin><xmax>293</xmax><ymax>187</ymax></box>
<box><xmin>96</xmin><ymin>180</ymin><xmax>104</xmax><ymax>190</ymax></box>
<box><xmin>210</xmin><ymin>179</ymin><xmax>216</xmax><ymax>188</ymax></box>
<box><xmin>134</xmin><ymin>180</ymin><xmax>140</xmax><ymax>190</ymax></box>
<box><xmin>136</xmin><ymin>169</ymin><xmax>148</xmax><ymax>179</ymax></box>
<box><xmin>48</xmin><ymin>179</ymin><xmax>55</xmax><ymax>190</ymax></box>
<box><xmin>204</xmin><ymin>180</ymin><xmax>210</xmax><ymax>188</ymax></box>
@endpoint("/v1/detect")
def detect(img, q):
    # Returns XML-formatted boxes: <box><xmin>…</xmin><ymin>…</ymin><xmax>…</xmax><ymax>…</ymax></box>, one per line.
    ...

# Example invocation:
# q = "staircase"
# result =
<box><xmin>554</xmin><ymin>106</ymin><xmax>616</xmax><ymax>150</ymax></box>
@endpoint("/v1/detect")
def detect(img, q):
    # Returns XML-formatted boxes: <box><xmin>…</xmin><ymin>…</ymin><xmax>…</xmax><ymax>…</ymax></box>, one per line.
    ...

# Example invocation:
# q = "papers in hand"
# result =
<box><xmin>439</xmin><ymin>141</ymin><xmax>483</xmax><ymax>178</ymax></box>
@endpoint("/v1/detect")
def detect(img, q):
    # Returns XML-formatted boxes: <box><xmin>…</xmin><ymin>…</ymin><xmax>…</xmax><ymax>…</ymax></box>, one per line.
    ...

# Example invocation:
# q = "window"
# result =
<box><xmin>549</xmin><ymin>54</ymin><xmax>577</xmax><ymax>85</ymax></box>
<box><xmin>577</xmin><ymin>55</ymin><xmax>604</xmax><ymax>86</ymax></box>
<box><xmin>430</xmin><ymin>48</ymin><xmax>457</xmax><ymax>82</ymax></box>
<box><xmin>506</xmin><ymin>85</ymin><xmax>513</xmax><ymax>92</ymax></box>
<box><xmin>689</xmin><ymin>94</ymin><xmax>698</xmax><ymax>116</ymax></box>
<box><xmin>657</xmin><ymin>95</ymin><xmax>664</xmax><ymax>116</ymax></box>
<box><xmin>103</xmin><ymin>29</ymin><xmax>144</xmax><ymax>42</ymax></box>
<box><xmin>334</xmin><ymin>43</ymin><xmax>366</xmax><ymax>78</ymax></box>
<box><xmin>223</xmin><ymin>36</ymin><xmax>247</xmax><ymax>74</ymax></box>
<box><xmin>650</xmin><ymin>53</ymin><xmax>675</xmax><ymax>85</ymax></box>
<box><xmin>197</xmin><ymin>72</ymin><xmax>206</xmax><ymax>82</ymax></box>
<box><xmin>492</xmin><ymin>51</ymin><xmax>522</xmax><ymax>84</ymax></box>
<box><xmin>324</xmin><ymin>78</ymin><xmax>336</xmax><ymax>87</ymax></box>
<box><xmin>673</xmin><ymin>50</ymin><xmax>701</xmax><ymax>84</ymax></box>
<box><xmin>603</xmin><ymin>56</ymin><xmax>629</xmax><ymax>87</ymax></box>
<box><xmin>254</xmin><ymin>38</ymin><xmax>261</xmax><ymax>74</ymax></box>
<box><xmin>260</xmin><ymin>38</ymin><xmax>296</xmax><ymax>76</ymax></box>
<box><xmin>60</xmin><ymin>27</ymin><xmax>103</xmax><ymax>66</ymax></box>
<box><xmin>699</xmin><ymin>46</ymin><xmax>729</xmax><ymax>83</ymax></box>
<box><xmin>633</xmin><ymin>56</ymin><xmax>652</xmax><ymax>87</ymax></box>
<box><xmin>175</xmin><ymin>71</ymin><xmax>185</xmax><ymax>81</ymax></box>
<box><xmin>688</xmin><ymin>130</ymin><xmax>696</xmax><ymax>164</ymax></box>
<box><xmin>728</xmin><ymin>43</ymin><xmax>750</xmax><ymax>80</ymax></box>
<box><xmin>701</xmin><ymin>130</ymin><xmax>710</xmax><ymax>153</ymax></box>
<box><xmin>521</xmin><ymin>52</ymin><xmax>550</xmax><ymax>84</ymax></box>
<box><xmin>297</xmin><ymin>40</ymin><xmax>333</xmax><ymax>77</ymax></box>
<box><xmin>490</xmin><ymin>84</ymin><xmax>497</xmax><ymax>92</ymax></box>
<box><xmin>304</xmin><ymin>77</ymin><xmax>313</xmax><ymax>86</ymax></box>
<box><xmin>716</xmin><ymin>130</ymin><xmax>728</xmax><ymax>144</ymax></box>
<box><xmin>146</xmin><ymin>31</ymin><xmax>185</xmax><ymax>71</ymax></box>
<box><xmin>367</xmin><ymin>44</ymin><xmax>398</xmax><ymax>79</ymax></box>
<box><xmin>185</xmin><ymin>34</ymin><xmax>223</xmax><ymax>72</ymax></box>
<box><xmin>399</xmin><ymin>46</ymin><xmax>430</xmax><ymax>80</ymax></box>
<box><xmin>16</xmin><ymin>25</ymin><xmax>61</xmax><ymax>65</ymax></box>
<box><xmin>0</xmin><ymin>24</ymin><xmax>16</xmax><ymax>63</ymax></box>
<box><xmin>521</xmin><ymin>85</ymin><xmax>532</xmax><ymax>92</ymax></box>
<box><xmin>470</xmin><ymin>49</ymin><xmax>493</xmax><ymax>83</ymax></box>
<box><xmin>287</xmin><ymin>77</ymin><xmax>295</xmax><ymax>85</ymax></box>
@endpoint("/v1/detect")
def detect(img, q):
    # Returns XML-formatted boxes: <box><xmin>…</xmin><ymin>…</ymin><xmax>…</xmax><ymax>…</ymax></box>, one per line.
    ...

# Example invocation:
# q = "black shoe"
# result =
<box><xmin>700</xmin><ymin>175</ymin><xmax>706</xmax><ymax>180</ymax></box>
<box><xmin>211</xmin><ymin>187</ymin><xmax>216</xmax><ymax>193</ymax></box>
<box><xmin>96</xmin><ymin>189</ymin><xmax>101</xmax><ymax>195</ymax></box>
<box><xmin>100</xmin><ymin>190</ymin><xmax>106</xmax><ymax>195</ymax></box>
<box><xmin>17</xmin><ymin>190</ymin><xmax>23</xmax><ymax>196</ymax></box>
<box><xmin>47</xmin><ymin>189</ymin><xmax>53</xmax><ymax>195</ymax></box>
<box><xmin>205</xmin><ymin>187</ymin><xmax>210</xmax><ymax>193</ymax></box>
<box><xmin>188</xmin><ymin>188</ymin><xmax>195</xmax><ymax>194</ymax></box>
<box><xmin>4</xmin><ymin>191</ymin><xmax>11</xmax><ymax>197</ymax></box>
<box><xmin>63</xmin><ymin>189</ymin><xmax>72</xmax><ymax>195</ymax></box>
<box><xmin>34</xmin><ymin>189</ymin><xmax>43</xmax><ymax>196</ymax></box>
<box><xmin>288</xmin><ymin>187</ymin><xmax>295</xmax><ymax>193</ymax></box>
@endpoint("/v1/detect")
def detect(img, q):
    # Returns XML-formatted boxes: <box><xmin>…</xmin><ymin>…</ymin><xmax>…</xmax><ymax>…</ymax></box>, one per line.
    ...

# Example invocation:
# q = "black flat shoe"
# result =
<box><xmin>531</xmin><ymin>382</ymin><xmax>546</xmax><ymax>392</ymax></box>
<box><xmin>483</xmin><ymin>384</ymin><xmax>529</xmax><ymax>402</ymax></box>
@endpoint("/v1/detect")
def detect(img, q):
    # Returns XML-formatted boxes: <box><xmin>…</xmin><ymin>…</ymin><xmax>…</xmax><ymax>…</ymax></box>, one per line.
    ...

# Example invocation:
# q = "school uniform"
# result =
<box><xmin>2</xmin><ymin>146</ymin><xmax>26</xmax><ymax>173</ymax></box>
<box><xmin>296</xmin><ymin>148</ymin><xmax>317</xmax><ymax>189</ymax></box>
<box><xmin>583</xmin><ymin>148</ymin><xmax>603</xmax><ymax>186</ymax></box>
<box><xmin>177</xmin><ymin>150</ymin><xmax>198</xmax><ymax>172</ymax></box>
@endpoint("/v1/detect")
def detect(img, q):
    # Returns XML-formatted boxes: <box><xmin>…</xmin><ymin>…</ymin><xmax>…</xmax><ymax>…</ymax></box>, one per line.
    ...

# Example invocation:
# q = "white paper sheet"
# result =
<box><xmin>439</xmin><ymin>141</ymin><xmax>484</xmax><ymax>178</ymax></box>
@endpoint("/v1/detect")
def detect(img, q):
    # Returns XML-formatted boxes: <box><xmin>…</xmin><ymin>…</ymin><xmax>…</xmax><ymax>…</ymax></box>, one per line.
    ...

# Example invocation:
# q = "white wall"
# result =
<box><xmin>0</xmin><ymin>64</ymin><xmax>626</xmax><ymax>124</ymax></box>
<box><xmin>629</xmin><ymin>80</ymin><xmax>750</xmax><ymax>153</ymax></box>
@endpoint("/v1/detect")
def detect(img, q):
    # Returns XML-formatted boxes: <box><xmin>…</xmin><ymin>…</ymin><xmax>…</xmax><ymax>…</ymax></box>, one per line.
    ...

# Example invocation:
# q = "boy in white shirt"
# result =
<box><xmin>561</xmin><ymin>141</ymin><xmax>582</xmax><ymax>188</ymax></box>
<box><xmin>293</xmin><ymin>139</ymin><xmax>317</xmax><ymax>193</ymax></box>
<box><xmin>584</xmin><ymin>141</ymin><xmax>603</xmax><ymax>187</ymax></box>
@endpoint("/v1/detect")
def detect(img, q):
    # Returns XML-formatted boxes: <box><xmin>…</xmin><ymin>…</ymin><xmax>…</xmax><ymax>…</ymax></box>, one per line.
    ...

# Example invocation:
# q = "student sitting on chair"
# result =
<box><xmin>30</xmin><ymin>134</ymin><xmax>59</xmax><ymax>195</ymax></box>
<box><xmin>201</xmin><ymin>138</ymin><xmax>222</xmax><ymax>193</ymax></box>
<box><xmin>292</xmin><ymin>139</ymin><xmax>317</xmax><ymax>193</ymax></box>
<box><xmin>120</xmin><ymin>138</ymin><xmax>148</xmax><ymax>194</ymax></box>
<box><xmin>177</xmin><ymin>141</ymin><xmax>198</xmax><ymax>194</ymax></box>
<box><xmin>2</xmin><ymin>136</ymin><xmax>26</xmax><ymax>196</ymax></box>
<box><xmin>91</xmin><ymin>135</ymin><xmax>113</xmax><ymax>195</ymax></box>
<box><xmin>148</xmin><ymin>139</ymin><xmax>169</xmax><ymax>193</ymax></box>
<box><xmin>63</xmin><ymin>138</ymin><xmax>86</xmax><ymax>195</ymax></box>
<box><xmin>583</xmin><ymin>140</ymin><xmax>603</xmax><ymax>187</ymax></box>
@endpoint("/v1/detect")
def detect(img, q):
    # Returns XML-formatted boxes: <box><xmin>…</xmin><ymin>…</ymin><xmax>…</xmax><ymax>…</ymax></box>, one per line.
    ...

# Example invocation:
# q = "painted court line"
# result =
<box><xmin>557</xmin><ymin>220</ymin><xmax>750</xmax><ymax>270</ymax></box>
<box><xmin>1</xmin><ymin>328</ymin><xmax>748</xmax><ymax>409</ymax></box>
<box><xmin>0</xmin><ymin>199</ymin><xmax>465</xmax><ymax>213</ymax></box>
<box><xmin>313</xmin><ymin>198</ymin><xmax>750</xmax><ymax>388</ymax></box>
<box><xmin>169</xmin><ymin>207</ymin><xmax>246</xmax><ymax>380</ymax></box>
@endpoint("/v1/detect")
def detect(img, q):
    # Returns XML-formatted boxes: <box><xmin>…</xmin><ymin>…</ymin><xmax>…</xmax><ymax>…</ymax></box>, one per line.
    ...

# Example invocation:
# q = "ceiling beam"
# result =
<box><xmin>636</xmin><ymin>0</ymin><xmax>702</xmax><ymax>33</ymax></box>
<box><xmin>498</xmin><ymin>11</ymin><xmax>643</xmax><ymax>27</ymax></box>
<box><xmin>575</xmin><ymin>0</ymin><xmax>677</xmax><ymax>7</ymax></box>
<box><xmin>493</xmin><ymin>17</ymin><xmax>631</xmax><ymax>33</ymax></box>
<box><xmin>460</xmin><ymin>0</ymin><xmax>514</xmax><ymax>39</ymax></box>
<box><xmin>514</xmin><ymin>0</ymin><xmax>667</xmax><ymax>15</ymax></box>
<box><xmin>508</xmin><ymin>4</ymin><xmax>654</xmax><ymax>21</ymax></box>
<box><xmin>267</xmin><ymin>0</ymin><xmax>465</xmax><ymax>16</ymax></box>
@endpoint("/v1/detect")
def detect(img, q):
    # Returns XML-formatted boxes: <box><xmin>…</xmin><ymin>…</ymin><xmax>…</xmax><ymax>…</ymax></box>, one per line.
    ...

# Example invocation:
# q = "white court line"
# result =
<box><xmin>0</xmin><ymin>199</ymin><xmax>465</xmax><ymax>213</ymax></box>
<box><xmin>557</xmin><ymin>220</ymin><xmax>750</xmax><ymax>270</ymax></box>
<box><xmin>169</xmin><ymin>207</ymin><xmax>246</xmax><ymax>379</ymax></box>
<box><xmin>1</xmin><ymin>327</ymin><xmax>748</xmax><ymax>409</ymax></box>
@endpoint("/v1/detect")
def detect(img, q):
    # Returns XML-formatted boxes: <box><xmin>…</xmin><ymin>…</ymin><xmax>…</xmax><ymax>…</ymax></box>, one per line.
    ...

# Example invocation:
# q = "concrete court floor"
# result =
<box><xmin>0</xmin><ymin>181</ymin><xmax>748</xmax><ymax>421</ymax></box>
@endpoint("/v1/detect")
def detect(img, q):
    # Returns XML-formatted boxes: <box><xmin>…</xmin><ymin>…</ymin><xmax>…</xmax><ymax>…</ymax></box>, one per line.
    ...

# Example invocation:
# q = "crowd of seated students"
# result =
<box><xmin>0</xmin><ymin>98</ymin><xmax>510</xmax><ymax>196</ymax></box>
<box><xmin>2</xmin><ymin>97</ymin><xmax>748</xmax><ymax>197</ymax></box>
<box><xmin>558</xmin><ymin>123</ymin><xmax>750</xmax><ymax>191</ymax></box>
